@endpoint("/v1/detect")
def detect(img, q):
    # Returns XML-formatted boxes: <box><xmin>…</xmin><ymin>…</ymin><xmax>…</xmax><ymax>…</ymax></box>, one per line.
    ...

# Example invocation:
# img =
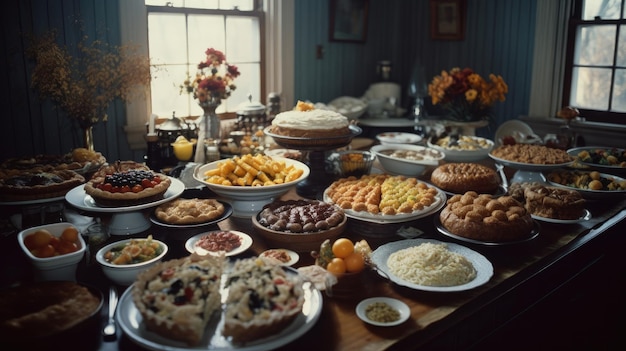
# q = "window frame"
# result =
<box><xmin>562</xmin><ymin>0</ymin><xmax>626</xmax><ymax>124</ymax></box>
<box><xmin>145</xmin><ymin>2</ymin><xmax>266</xmax><ymax>119</ymax></box>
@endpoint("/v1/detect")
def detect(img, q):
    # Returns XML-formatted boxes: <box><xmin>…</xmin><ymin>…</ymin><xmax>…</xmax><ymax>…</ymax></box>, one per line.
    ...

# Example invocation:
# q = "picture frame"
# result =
<box><xmin>430</xmin><ymin>0</ymin><xmax>466</xmax><ymax>40</ymax></box>
<box><xmin>329</xmin><ymin>0</ymin><xmax>369</xmax><ymax>43</ymax></box>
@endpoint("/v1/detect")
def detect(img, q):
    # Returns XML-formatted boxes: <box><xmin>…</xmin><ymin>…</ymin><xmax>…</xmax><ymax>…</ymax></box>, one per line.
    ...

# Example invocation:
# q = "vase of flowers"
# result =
<box><xmin>181</xmin><ymin>48</ymin><xmax>240</xmax><ymax>163</ymax></box>
<box><xmin>26</xmin><ymin>31</ymin><xmax>151</xmax><ymax>151</ymax></box>
<box><xmin>428</xmin><ymin>67</ymin><xmax>508</xmax><ymax>132</ymax></box>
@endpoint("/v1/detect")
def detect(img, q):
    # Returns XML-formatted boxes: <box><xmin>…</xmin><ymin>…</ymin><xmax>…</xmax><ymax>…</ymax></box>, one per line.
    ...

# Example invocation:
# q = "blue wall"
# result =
<box><xmin>1</xmin><ymin>0</ymin><xmax>537</xmax><ymax>161</ymax></box>
<box><xmin>294</xmin><ymin>0</ymin><xmax>537</xmax><ymax>137</ymax></box>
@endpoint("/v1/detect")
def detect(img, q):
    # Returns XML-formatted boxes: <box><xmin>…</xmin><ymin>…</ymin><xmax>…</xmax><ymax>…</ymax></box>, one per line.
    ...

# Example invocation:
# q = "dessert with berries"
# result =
<box><xmin>84</xmin><ymin>161</ymin><xmax>171</xmax><ymax>206</ymax></box>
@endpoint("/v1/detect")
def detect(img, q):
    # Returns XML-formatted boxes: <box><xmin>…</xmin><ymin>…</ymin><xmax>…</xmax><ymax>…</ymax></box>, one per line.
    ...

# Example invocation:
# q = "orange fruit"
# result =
<box><xmin>331</xmin><ymin>238</ymin><xmax>354</xmax><ymax>259</ymax></box>
<box><xmin>61</xmin><ymin>226</ymin><xmax>79</xmax><ymax>243</ymax></box>
<box><xmin>24</xmin><ymin>230</ymin><xmax>53</xmax><ymax>249</ymax></box>
<box><xmin>344</xmin><ymin>252</ymin><xmax>365</xmax><ymax>273</ymax></box>
<box><xmin>326</xmin><ymin>257</ymin><xmax>347</xmax><ymax>276</ymax></box>
<box><xmin>32</xmin><ymin>244</ymin><xmax>56</xmax><ymax>258</ymax></box>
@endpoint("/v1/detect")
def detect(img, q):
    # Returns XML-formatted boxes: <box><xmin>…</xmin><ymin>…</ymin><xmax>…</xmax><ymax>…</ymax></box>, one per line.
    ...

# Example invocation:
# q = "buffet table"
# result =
<box><xmin>1</xmin><ymin>164</ymin><xmax>625</xmax><ymax>350</ymax></box>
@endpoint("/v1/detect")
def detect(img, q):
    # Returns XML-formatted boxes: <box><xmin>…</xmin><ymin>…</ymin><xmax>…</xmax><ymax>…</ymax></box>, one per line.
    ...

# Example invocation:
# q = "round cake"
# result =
<box><xmin>439</xmin><ymin>191</ymin><xmax>534</xmax><ymax>242</ymax></box>
<box><xmin>523</xmin><ymin>184</ymin><xmax>586</xmax><ymax>220</ymax></box>
<box><xmin>84</xmin><ymin>161</ymin><xmax>171</xmax><ymax>207</ymax></box>
<box><xmin>430</xmin><ymin>163</ymin><xmax>500</xmax><ymax>194</ymax></box>
<box><xmin>270</xmin><ymin>101</ymin><xmax>351</xmax><ymax>138</ymax></box>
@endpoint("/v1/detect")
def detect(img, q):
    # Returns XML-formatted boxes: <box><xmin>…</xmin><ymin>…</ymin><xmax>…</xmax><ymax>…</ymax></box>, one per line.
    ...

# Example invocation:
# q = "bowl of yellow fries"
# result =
<box><xmin>193</xmin><ymin>154</ymin><xmax>310</xmax><ymax>217</ymax></box>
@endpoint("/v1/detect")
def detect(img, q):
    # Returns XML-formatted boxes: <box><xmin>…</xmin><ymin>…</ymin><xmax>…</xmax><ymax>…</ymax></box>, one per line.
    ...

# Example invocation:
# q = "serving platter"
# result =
<box><xmin>323</xmin><ymin>186</ymin><xmax>447</xmax><ymax>224</ymax></box>
<box><xmin>150</xmin><ymin>200</ymin><xmax>233</xmax><ymax>229</ymax></box>
<box><xmin>545</xmin><ymin>170</ymin><xmax>626</xmax><ymax>200</ymax></box>
<box><xmin>370</xmin><ymin>238</ymin><xmax>493</xmax><ymax>292</ymax></box>
<box><xmin>566</xmin><ymin>146</ymin><xmax>626</xmax><ymax>175</ymax></box>
<box><xmin>531</xmin><ymin>209</ymin><xmax>592</xmax><ymax>224</ymax></box>
<box><xmin>434</xmin><ymin>216</ymin><xmax>541</xmax><ymax>246</ymax></box>
<box><xmin>116</xmin><ymin>276</ymin><xmax>322</xmax><ymax>351</ymax></box>
<box><xmin>185</xmin><ymin>230</ymin><xmax>253</xmax><ymax>257</ymax></box>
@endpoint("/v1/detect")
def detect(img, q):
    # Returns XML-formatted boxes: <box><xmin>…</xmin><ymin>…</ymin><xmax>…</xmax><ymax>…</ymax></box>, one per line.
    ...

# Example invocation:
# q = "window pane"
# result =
<box><xmin>184</xmin><ymin>0</ymin><xmax>219</xmax><ymax>9</ymax></box>
<box><xmin>151</xmin><ymin>64</ymin><xmax>195</xmax><ymax>118</ymax></box>
<box><xmin>582</xmin><ymin>0</ymin><xmax>622</xmax><ymax>20</ymax></box>
<box><xmin>148</xmin><ymin>14</ymin><xmax>188</xmax><ymax>64</ymax></box>
<box><xmin>618</xmin><ymin>25</ymin><xmax>626</xmax><ymax>67</ymax></box>
<box><xmin>226</xmin><ymin>17</ymin><xmax>260</xmax><ymax>62</ymax></box>
<box><xmin>188</xmin><ymin>15</ymin><xmax>226</xmax><ymax>62</ymax></box>
<box><xmin>227</xmin><ymin>62</ymin><xmax>261</xmax><ymax>111</ymax></box>
<box><xmin>570</xmin><ymin>67</ymin><xmax>612</xmax><ymax>110</ymax></box>
<box><xmin>613</xmin><ymin>69</ymin><xmax>626</xmax><ymax>112</ymax></box>
<box><xmin>574</xmin><ymin>25</ymin><xmax>616</xmax><ymax>66</ymax></box>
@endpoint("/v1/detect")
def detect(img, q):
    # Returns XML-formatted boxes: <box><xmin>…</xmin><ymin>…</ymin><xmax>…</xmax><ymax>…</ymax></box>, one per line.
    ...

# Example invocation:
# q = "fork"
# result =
<box><xmin>103</xmin><ymin>287</ymin><xmax>118</xmax><ymax>340</ymax></box>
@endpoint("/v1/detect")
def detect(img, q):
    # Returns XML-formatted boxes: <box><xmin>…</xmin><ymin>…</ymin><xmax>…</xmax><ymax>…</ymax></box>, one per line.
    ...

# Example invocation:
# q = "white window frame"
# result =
<box><xmin>118</xmin><ymin>0</ymin><xmax>294</xmax><ymax>150</ymax></box>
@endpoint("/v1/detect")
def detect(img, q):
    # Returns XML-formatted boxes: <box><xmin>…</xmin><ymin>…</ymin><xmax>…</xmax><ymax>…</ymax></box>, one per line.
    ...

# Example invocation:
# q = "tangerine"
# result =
<box><xmin>331</xmin><ymin>238</ymin><xmax>354</xmax><ymax>259</ymax></box>
<box><xmin>326</xmin><ymin>257</ymin><xmax>347</xmax><ymax>276</ymax></box>
<box><xmin>61</xmin><ymin>226</ymin><xmax>79</xmax><ymax>243</ymax></box>
<box><xmin>344</xmin><ymin>252</ymin><xmax>365</xmax><ymax>273</ymax></box>
<box><xmin>24</xmin><ymin>230</ymin><xmax>53</xmax><ymax>250</ymax></box>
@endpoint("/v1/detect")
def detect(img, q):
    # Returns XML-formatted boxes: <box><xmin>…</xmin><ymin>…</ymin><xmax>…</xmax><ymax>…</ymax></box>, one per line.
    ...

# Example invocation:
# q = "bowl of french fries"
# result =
<box><xmin>193</xmin><ymin>154</ymin><xmax>310</xmax><ymax>217</ymax></box>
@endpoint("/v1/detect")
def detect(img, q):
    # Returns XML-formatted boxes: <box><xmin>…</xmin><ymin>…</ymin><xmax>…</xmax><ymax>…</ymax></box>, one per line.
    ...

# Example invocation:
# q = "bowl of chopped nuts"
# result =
<box><xmin>194</xmin><ymin>154</ymin><xmax>310</xmax><ymax>217</ymax></box>
<box><xmin>370</xmin><ymin>144</ymin><xmax>444</xmax><ymax>176</ymax></box>
<box><xmin>427</xmin><ymin>135</ymin><xmax>494</xmax><ymax>162</ymax></box>
<box><xmin>328</xmin><ymin>150</ymin><xmax>375</xmax><ymax>178</ymax></box>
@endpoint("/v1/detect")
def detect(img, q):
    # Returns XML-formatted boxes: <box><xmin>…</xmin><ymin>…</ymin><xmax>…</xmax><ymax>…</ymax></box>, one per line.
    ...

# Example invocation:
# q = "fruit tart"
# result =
<box><xmin>84</xmin><ymin>161</ymin><xmax>171</xmax><ymax>207</ymax></box>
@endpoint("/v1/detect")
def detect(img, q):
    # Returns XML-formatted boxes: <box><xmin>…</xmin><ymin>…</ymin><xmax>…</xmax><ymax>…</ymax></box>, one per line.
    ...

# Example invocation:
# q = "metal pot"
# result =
<box><xmin>236</xmin><ymin>94</ymin><xmax>266</xmax><ymax>133</ymax></box>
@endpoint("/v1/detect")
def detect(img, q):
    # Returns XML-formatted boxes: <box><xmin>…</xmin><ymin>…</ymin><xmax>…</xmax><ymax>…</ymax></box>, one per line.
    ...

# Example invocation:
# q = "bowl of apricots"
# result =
<box><xmin>17</xmin><ymin>223</ymin><xmax>86</xmax><ymax>281</ymax></box>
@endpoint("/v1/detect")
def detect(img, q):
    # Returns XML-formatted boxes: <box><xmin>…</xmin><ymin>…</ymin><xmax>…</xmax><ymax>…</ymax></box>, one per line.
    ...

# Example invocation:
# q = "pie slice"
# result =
<box><xmin>132</xmin><ymin>254</ymin><xmax>224</xmax><ymax>346</ymax></box>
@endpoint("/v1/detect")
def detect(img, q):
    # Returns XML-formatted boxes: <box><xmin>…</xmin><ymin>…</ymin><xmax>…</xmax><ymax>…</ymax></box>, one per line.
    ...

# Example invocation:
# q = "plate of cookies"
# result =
<box><xmin>323</xmin><ymin>174</ymin><xmax>447</xmax><ymax>223</ymax></box>
<box><xmin>151</xmin><ymin>198</ymin><xmax>232</xmax><ymax>228</ymax></box>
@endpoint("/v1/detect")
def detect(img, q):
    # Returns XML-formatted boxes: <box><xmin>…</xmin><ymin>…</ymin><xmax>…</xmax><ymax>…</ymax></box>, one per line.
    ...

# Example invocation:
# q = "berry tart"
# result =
<box><xmin>84</xmin><ymin>161</ymin><xmax>171</xmax><ymax>207</ymax></box>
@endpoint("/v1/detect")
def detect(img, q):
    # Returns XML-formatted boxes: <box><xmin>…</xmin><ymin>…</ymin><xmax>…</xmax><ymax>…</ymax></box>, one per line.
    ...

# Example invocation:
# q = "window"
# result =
<box><xmin>145</xmin><ymin>0</ymin><xmax>264</xmax><ymax>118</ymax></box>
<box><xmin>563</xmin><ymin>0</ymin><xmax>626</xmax><ymax>123</ymax></box>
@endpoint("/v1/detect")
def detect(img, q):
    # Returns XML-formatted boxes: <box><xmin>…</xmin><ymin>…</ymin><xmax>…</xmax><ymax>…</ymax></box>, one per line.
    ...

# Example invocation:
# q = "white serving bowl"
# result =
<box><xmin>17</xmin><ymin>222</ymin><xmax>86</xmax><ymax>282</ymax></box>
<box><xmin>427</xmin><ymin>135</ymin><xmax>494</xmax><ymax>162</ymax></box>
<box><xmin>371</xmin><ymin>144</ymin><xmax>445</xmax><ymax>176</ymax></box>
<box><xmin>96</xmin><ymin>238</ymin><xmax>168</xmax><ymax>286</ymax></box>
<box><xmin>376</xmin><ymin>132</ymin><xmax>423</xmax><ymax>145</ymax></box>
<box><xmin>194</xmin><ymin>157</ymin><xmax>310</xmax><ymax>217</ymax></box>
<box><xmin>327</xmin><ymin>96</ymin><xmax>367</xmax><ymax>120</ymax></box>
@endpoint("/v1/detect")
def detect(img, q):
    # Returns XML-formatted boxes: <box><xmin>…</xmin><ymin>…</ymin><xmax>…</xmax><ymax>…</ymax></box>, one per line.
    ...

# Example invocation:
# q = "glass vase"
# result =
<box><xmin>194</xmin><ymin>97</ymin><xmax>222</xmax><ymax>163</ymax></box>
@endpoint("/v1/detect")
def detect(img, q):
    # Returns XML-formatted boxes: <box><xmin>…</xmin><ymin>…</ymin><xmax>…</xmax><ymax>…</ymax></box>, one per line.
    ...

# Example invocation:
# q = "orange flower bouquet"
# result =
<box><xmin>428</xmin><ymin>67</ymin><xmax>508</xmax><ymax>122</ymax></box>
<box><xmin>181</xmin><ymin>48</ymin><xmax>240</xmax><ymax>103</ymax></box>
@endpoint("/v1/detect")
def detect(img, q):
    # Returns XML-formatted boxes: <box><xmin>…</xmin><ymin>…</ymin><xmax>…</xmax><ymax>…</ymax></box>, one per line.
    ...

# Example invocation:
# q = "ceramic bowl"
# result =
<box><xmin>193</xmin><ymin>157</ymin><xmax>310</xmax><ymax>217</ymax></box>
<box><xmin>375</xmin><ymin>132</ymin><xmax>423</xmax><ymax>145</ymax></box>
<box><xmin>251</xmin><ymin>209</ymin><xmax>347</xmax><ymax>253</ymax></box>
<box><xmin>96</xmin><ymin>238</ymin><xmax>168</xmax><ymax>286</ymax></box>
<box><xmin>17</xmin><ymin>222</ymin><xmax>86</xmax><ymax>282</ymax></box>
<box><xmin>427</xmin><ymin>135</ymin><xmax>494</xmax><ymax>162</ymax></box>
<box><xmin>327</xmin><ymin>96</ymin><xmax>367</xmax><ymax>120</ymax></box>
<box><xmin>370</xmin><ymin>144</ymin><xmax>445</xmax><ymax>176</ymax></box>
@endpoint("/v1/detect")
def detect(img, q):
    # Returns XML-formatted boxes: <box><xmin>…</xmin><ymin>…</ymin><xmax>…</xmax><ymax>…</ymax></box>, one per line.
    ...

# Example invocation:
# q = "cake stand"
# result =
<box><xmin>488</xmin><ymin>155</ymin><xmax>573</xmax><ymax>183</ymax></box>
<box><xmin>264</xmin><ymin>125</ymin><xmax>362</xmax><ymax>199</ymax></box>
<box><xmin>65</xmin><ymin>178</ymin><xmax>185</xmax><ymax>235</ymax></box>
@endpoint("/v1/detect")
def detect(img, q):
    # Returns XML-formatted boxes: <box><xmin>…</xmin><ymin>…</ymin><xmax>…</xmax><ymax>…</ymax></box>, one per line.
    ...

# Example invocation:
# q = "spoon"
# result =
<box><xmin>103</xmin><ymin>287</ymin><xmax>118</xmax><ymax>340</ymax></box>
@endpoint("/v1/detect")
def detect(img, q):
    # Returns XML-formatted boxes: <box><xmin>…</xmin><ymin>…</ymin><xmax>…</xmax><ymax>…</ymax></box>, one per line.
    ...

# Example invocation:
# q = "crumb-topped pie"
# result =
<box><xmin>84</xmin><ymin>161</ymin><xmax>171</xmax><ymax>207</ymax></box>
<box><xmin>154</xmin><ymin>198</ymin><xmax>225</xmax><ymax>225</ymax></box>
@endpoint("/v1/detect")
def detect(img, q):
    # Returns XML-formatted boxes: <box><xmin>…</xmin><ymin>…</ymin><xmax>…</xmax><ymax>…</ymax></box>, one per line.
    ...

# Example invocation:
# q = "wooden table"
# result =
<box><xmin>2</xmin><ymin>165</ymin><xmax>625</xmax><ymax>351</ymax></box>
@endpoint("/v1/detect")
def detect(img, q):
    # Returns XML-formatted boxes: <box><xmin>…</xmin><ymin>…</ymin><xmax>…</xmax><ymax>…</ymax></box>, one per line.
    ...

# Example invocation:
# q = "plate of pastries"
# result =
<box><xmin>323</xmin><ymin>174</ymin><xmax>446</xmax><ymax>223</ymax></box>
<box><xmin>489</xmin><ymin>144</ymin><xmax>574</xmax><ymax>171</ymax></box>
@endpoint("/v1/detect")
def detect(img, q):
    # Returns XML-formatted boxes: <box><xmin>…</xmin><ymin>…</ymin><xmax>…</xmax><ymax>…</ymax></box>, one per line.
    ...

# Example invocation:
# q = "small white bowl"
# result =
<box><xmin>96</xmin><ymin>238</ymin><xmax>168</xmax><ymax>286</ymax></box>
<box><xmin>17</xmin><ymin>222</ymin><xmax>86</xmax><ymax>282</ymax></box>
<box><xmin>370</xmin><ymin>144</ymin><xmax>445</xmax><ymax>176</ymax></box>
<box><xmin>376</xmin><ymin>132</ymin><xmax>423</xmax><ymax>145</ymax></box>
<box><xmin>193</xmin><ymin>157</ymin><xmax>310</xmax><ymax>217</ymax></box>
<box><xmin>355</xmin><ymin>297</ymin><xmax>411</xmax><ymax>327</ymax></box>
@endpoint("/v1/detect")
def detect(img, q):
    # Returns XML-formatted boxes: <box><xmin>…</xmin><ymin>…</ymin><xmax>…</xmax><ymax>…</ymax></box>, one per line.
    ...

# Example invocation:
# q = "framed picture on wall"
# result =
<box><xmin>329</xmin><ymin>0</ymin><xmax>369</xmax><ymax>43</ymax></box>
<box><xmin>430</xmin><ymin>0</ymin><xmax>466</xmax><ymax>40</ymax></box>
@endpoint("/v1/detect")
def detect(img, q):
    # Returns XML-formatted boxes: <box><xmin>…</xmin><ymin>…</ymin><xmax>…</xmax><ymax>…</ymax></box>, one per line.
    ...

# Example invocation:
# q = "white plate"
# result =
<box><xmin>150</xmin><ymin>201</ymin><xmax>233</xmax><ymax>229</ymax></box>
<box><xmin>567</xmin><ymin>146</ymin><xmax>626</xmax><ymax>175</ymax></box>
<box><xmin>546</xmin><ymin>171</ymin><xmax>626</xmax><ymax>200</ymax></box>
<box><xmin>355</xmin><ymin>297</ymin><xmax>410</xmax><ymax>327</ymax></box>
<box><xmin>259</xmin><ymin>249</ymin><xmax>300</xmax><ymax>266</ymax></box>
<box><xmin>185</xmin><ymin>230</ymin><xmax>253</xmax><ymax>257</ymax></box>
<box><xmin>494</xmin><ymin>120</ymin><xmax>535</xmax><ymax>146</ymax></box>
<box><xmin>116</xmin><ymin>276</ymin><xmax>322</xmax><ymax>351</ymax></box>
<box><xmin>376</xmin><ymin>132</ymin><xmax>423</xmax><ymax>145</ymax></box>
<box><xmin>64</xmin><ymin>177</ymin><xmax>185</xmax><ymax>212</ymax></box>
<box><xmin>371</xmin><ymin>238</ymin><xmax>493</xmax><ymax>292</ymax></box>
<box><xmin>489</xmin><ymin>154</ymin><xmax>574</xmax><ymax>172</ymax></box>
<box><xmin>531</xmin><ymin>209</ymin><xmax>592</xmax><ymax>223</ymax></box>
<box><xmin>434</xmin><ymin>216</ymin><xmax>541</xmax><ymax>246</ymax></box>
<box><xmin>323</xmin><ymin>186</ymin><xmax>446</xmax><ymax>224</ymax></box>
